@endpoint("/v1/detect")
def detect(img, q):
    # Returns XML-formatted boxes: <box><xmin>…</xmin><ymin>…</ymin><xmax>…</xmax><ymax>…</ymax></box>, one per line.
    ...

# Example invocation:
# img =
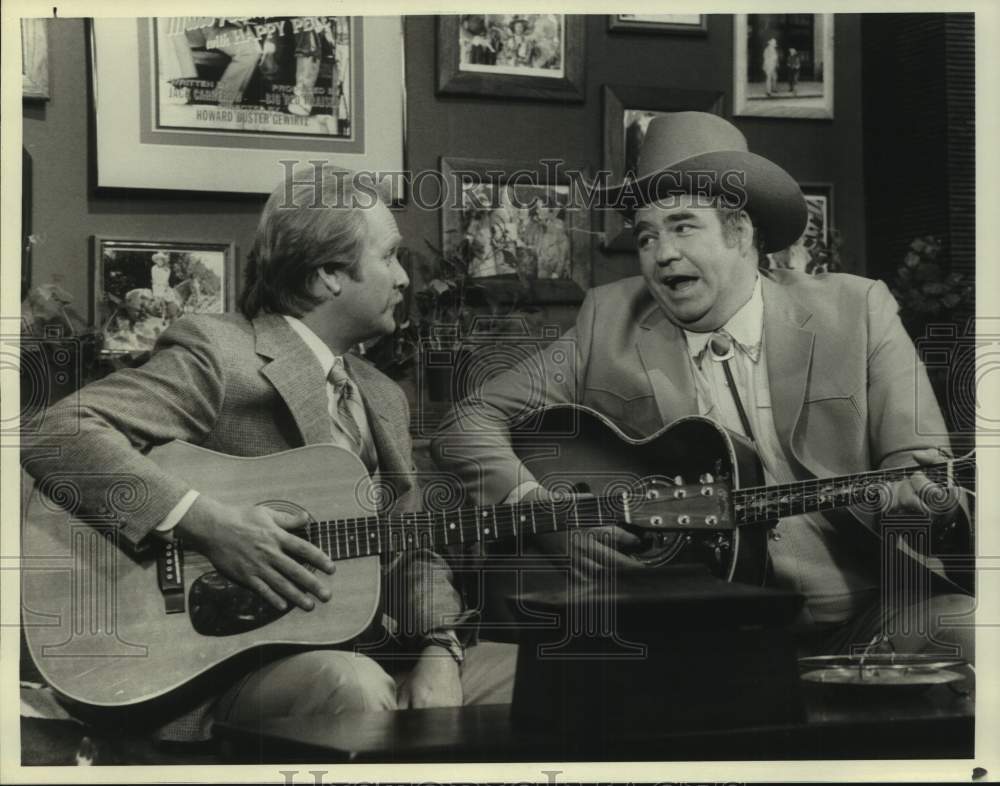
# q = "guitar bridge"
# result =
<box><xmin>156</xmin><ymin>541</ymin><xmax>185</xmax><ymax>614</ymax></box>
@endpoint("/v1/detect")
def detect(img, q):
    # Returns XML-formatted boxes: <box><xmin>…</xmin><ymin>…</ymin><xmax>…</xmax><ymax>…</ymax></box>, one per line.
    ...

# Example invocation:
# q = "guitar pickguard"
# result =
<box><xmin>189</xmin><ymin>571</ymin><xmax>292</xmax><ymax>636</ymax></box>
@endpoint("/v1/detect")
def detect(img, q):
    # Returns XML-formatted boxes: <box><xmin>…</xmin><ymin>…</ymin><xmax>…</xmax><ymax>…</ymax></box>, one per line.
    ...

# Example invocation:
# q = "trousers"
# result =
<box><xmin>214</xmin><ymin>641</ymin><xmax>518</xmax><ymax>721</ymax></box>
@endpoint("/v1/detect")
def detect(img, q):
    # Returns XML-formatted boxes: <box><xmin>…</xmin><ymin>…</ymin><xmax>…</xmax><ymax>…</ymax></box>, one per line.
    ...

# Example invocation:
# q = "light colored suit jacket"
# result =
<box><xmin>22</xmin><ymin>312</ymin><xmax>463</xmax><ymax>737</ymax></box>
<box><xmin>433</xmin><ymin>268</ymin><xmax>954</xmax><ymax>539</ymax></box>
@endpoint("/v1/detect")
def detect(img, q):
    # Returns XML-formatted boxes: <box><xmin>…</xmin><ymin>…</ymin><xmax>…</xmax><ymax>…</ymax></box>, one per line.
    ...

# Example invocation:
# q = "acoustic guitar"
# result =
<box><xmin>21</xmin><ymin>405</ymin><xmax>973</xmax><ymax>708</ymax></box>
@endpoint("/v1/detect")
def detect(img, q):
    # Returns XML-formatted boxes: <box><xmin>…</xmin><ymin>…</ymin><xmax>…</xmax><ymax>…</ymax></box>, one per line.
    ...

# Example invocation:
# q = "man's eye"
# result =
<box><xmin>674</xmin><ymin>224</ymin><xmax>695</xmax><ymax>235</ymax></box>
<box><xmin>637</xmin><ymin>235</ymin><xmax>655</xmax><ymax>249</ymax></box>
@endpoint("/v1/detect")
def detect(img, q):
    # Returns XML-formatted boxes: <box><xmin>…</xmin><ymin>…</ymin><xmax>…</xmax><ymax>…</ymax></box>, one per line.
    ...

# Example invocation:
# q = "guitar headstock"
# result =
<box><xmin>624</xmin><ymin>474</ymin><xmax>732</xmax><ymax>531</ymax></box>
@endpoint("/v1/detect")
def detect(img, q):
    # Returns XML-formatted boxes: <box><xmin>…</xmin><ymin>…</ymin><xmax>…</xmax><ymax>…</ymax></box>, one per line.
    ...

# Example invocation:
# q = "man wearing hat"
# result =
<box><xmin>432</xmin><ymin>112</ymin><xmax>973</xmax><ymax>659</ymax></box>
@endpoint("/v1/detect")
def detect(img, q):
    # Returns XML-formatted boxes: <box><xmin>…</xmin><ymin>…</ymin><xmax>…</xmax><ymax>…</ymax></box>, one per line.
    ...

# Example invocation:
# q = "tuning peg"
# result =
<box><xmin>673</xmin><ymin>475</ymin><xmax>684</xmax><ymax>486</ymax></box>
<box><xmin>699</xmin><ymin>472</ymin><xmax>714</xmax><ymax>484</ymax></box>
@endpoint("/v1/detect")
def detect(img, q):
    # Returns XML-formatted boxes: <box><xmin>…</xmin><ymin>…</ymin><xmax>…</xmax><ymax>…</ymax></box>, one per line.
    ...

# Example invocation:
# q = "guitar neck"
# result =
<box><xmin>733</xmin><ymin>458</ymin><xmax>971</xmax><ymax>525</ymax></box>
<box><xmin>298</xmin><ymin>495</ymin><xmax>615</xmax><ymax>561</ymax></box>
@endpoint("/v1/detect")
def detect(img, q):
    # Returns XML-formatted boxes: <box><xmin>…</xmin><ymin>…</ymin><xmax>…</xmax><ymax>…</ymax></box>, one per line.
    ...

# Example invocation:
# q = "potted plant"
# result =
<box><xmin>890</xmin><ymin>236</ymin><xmax>973</xmax><ymax>337</ymax></box>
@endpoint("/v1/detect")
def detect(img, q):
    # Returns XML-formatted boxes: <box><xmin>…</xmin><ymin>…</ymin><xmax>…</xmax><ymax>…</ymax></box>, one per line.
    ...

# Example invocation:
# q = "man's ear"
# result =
<box><xmin>737</xmin><ymin>211</ymin><xmax>756</xmax><ymax>256</ymax></box>
<box><xmin>314</xmin><ymin>266</ymin><xmax>342</xmax><ymax>297</ymax></box>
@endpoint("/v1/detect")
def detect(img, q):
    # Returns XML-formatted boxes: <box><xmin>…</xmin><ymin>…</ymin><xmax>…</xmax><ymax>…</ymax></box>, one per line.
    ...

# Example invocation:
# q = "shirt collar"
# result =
<box><xmin>283</xmin><ymin>315</ymin><xmax>337</xmax><ymax>377</ymax></box>
<box><xmin>683</xmin><ymin>276</ymin><xmax>764</xmax><ymax>362</ymax></box>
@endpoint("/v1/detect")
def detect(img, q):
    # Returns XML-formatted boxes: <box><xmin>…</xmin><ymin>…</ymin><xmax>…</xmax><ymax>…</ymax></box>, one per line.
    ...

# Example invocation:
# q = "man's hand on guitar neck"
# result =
<box><xmin>889</xmin><ymin>448</ymin><xmax>962</xmax><ymax>521</ymax></box>
<box><xmin>174</xmin><ymin>496</ymin><xmax>337</xmax><ymax>611</ymax></box>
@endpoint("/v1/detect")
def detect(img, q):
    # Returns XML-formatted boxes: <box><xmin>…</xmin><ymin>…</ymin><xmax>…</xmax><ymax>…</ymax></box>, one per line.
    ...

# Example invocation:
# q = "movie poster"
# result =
<box><xmin>154</xmin><ymin>17</ymin><xmax>352</xmax><ymax>138</ymax></box>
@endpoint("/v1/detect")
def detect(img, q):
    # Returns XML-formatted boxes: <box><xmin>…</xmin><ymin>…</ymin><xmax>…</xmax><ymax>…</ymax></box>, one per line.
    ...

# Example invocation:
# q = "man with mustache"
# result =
<box><xmin>23</xmin><ymin>166</ymin><xmax>515</xmax><ymax>744</ymax></box>
<box><xmin>433</xmin><ymin>112</ymin><xmax>973</xmax><ymax>660</ymax></box>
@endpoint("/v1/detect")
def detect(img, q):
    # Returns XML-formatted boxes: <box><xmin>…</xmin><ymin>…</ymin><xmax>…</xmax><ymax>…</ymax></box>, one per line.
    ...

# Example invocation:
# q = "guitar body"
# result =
<box><xmin>22</xmin><ymin>442</ymin><xmax>381</xmax><ymax>708</ymax></box>
<box><xmin>474</xmin><ymin>406</ymin><xmax>772</xmax><ymax>637</ymax></box>
<box><xmin>511</xmin><ymin>406</ymin><xmax>771</xmax><ymax>585</ymax></box>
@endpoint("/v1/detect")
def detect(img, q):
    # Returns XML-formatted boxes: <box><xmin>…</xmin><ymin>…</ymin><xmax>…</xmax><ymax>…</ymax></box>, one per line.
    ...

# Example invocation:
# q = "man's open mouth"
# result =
<box><xmin>662</xmin><ymin>274</ymin><xmax>700</xmax><ymax>292</ymax></box>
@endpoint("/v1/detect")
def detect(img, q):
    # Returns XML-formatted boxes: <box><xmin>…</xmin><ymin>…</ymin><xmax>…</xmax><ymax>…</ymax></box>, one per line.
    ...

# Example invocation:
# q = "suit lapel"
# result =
<box><xmin>635</xmin><ymin>302</ymin><xmax>698</xmax><ymax>425</ymax></box>
<box><xmin>761</xmin><ymin>275</ymin><xmax>815</xmax><ymax>458</ymax></box>
<box><xmin>345</xmin><ymin>356</ymin><xmax>408</xmax><ymax>477</ymax></box>
<box><xmin>253</xmin><ymin>314</ymin><xmax>333</xmax><ymax>446</ymax></box>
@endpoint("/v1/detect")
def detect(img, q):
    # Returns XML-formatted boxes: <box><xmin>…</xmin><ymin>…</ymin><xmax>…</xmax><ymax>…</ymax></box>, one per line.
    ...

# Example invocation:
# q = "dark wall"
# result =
<box><xmin>861</xmin><ymin>13</ymin><xmax>974</xmax><ymax>290</ymax></box>
<box><xmin>23</xmin><ymin>14</ymin><xmax>867</xmax><ymax>325</ymax></box>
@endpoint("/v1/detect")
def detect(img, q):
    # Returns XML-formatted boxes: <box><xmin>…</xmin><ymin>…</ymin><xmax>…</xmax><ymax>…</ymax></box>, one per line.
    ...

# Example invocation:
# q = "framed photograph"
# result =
<box><xmin>734</xmin><ymin>14</ymin><xmax>834</xmax><ymax>119</ymax></box>
<box><xmin>437</xmin><ymin>15</ymin><xmax>585</xmax><ymax>102</ymax></box>
<box><xmin>89</xmin><ymin>17</ymin><xmax>404</xmax><ymax>194</ymax></box>
<box><xmin>440</xmin><ymin>157</ymin><xmax>592</xmax><ymax>303</ymax></box>
<box><xmin>22</xmin><ymin>18</ymin><xmax>50</xmax><ymax>100</ymax></box>
<box><xmin>601</xmin><ymin>84</ymin><xmax>725</xmax><ymax>251</ymax></box>
<box><xmin>92</xmin><ymin>238</ymin><xmax>237</xmax><ymax>355</ymax></box>
<box><xmin>767</xmin><ymin>183</ymin><xmax>834</xmax><ymax>273</ymax></box>
<box><xmin>608</xmin><ymin>14</ymin><xmax>707</xmax><ymax>35</ymax></box>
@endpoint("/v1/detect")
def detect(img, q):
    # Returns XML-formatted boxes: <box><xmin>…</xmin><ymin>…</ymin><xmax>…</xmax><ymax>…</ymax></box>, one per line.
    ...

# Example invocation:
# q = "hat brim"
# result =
<box><xmin>602</xmin><ymin>151</ymin><xmax>807</xmax><ymax>254</ymax></box>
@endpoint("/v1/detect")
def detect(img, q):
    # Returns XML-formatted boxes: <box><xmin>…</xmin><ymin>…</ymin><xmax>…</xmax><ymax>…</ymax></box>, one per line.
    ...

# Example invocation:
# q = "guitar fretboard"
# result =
<box><xmin>299</xmin><ymin>495</ymin><xmax>622</xmax><ymax>561</ymax></box>
<box><xmin>732</xmin><ymin>458</ymin><xmax>972</xmax><ymax>524</ymax></box>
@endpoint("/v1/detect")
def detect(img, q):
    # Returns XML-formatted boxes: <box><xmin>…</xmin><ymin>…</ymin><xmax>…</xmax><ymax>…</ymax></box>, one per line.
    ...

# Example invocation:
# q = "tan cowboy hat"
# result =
<box><xmin>604</xmin><ymin>112</ymin><xmax>807</xmax><ymax>253</ymax></box>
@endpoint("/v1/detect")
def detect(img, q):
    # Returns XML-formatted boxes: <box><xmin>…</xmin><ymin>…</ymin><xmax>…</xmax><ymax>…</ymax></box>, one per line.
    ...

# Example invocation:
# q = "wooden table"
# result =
<box><xmin>216</xmin><ymin>679</ymin><xmax>974</xmax><ymax>763</ymax></box>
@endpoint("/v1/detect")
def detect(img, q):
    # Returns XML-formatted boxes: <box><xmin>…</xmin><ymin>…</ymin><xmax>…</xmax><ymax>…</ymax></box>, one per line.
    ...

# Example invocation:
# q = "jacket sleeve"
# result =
<box><xmin>864</xmin><ymin>279</ymin><xmax>952</xmax><ymax>467</ymax></box>
<box><xmin>430</xmin><ymin>292</ymin><xmax>596</xmax><ymax>506</ymax></box>
<box><xmin>21</xmin><ymin>317</ymin><xmax>226</xmax><ymax>544</ymax></box>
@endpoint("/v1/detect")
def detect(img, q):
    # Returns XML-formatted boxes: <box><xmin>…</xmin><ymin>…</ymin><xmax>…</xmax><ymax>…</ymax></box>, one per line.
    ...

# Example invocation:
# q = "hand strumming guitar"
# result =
<box><xmin>174</xmin><ymin>496</ymin><xmax>337</xmax><ymax>611</ymax></box>
<box><xmin>521</xmin><ymin>485</ymin><xmax>643</xmax><ymax>578</ymax></box>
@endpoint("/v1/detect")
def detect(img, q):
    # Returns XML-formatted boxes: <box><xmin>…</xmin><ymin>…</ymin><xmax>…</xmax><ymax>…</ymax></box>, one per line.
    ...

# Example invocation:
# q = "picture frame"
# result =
<box><xmin>437</xmin><ymin>15</ymin><xmax>585</xmax><ymax>102</ymax></box>
<box><xmin>607</xmin><ymin>14</ymin><xmax>707</xmax><ymax>35</ymax></box>
<box><xmin>601</xmin><ymin>84</ymin><xmax>725</xmax><ymax>252</ymax></box>
<box><xmin>734</xmin><ymin>14</ymin><xmax>834</xmax><ymax>119</ymax></box>
<box><xmin>766</xmin><ymin>182</ymin><xmax>835</xmax><ymax>273</ymax></box>
<box><xmin>21</xmin><ymin>18</ymin><xmax>50</xmax><ymax>101</ymax></box>
<box><xmin>91</xmin><ymin>237</ymin><xmax>237</xmax><ymax>356</ymax></box>
<box><xmin>440</xmin><ymin>156</ymin><xmax>592</xmax><ymax>304</ymax></box>
<box><xmin>89</xmin><ymin>17</ymin><xmax>405</xmax><ymax>195</ymax></box>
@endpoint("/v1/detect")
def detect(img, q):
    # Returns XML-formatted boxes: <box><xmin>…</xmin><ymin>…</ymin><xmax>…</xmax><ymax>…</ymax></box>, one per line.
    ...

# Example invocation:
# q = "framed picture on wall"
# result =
<box><xmin>734</xmin><ymin>13</ymin><xmax>834</xmax><ymax>119</ymax></box>
<box><xmin>437</xmin><ymin>15</ymin><xmax>585</xmax><ymax>102</ymax></box>
<box><xmin>607</xmin><ymin>14</ymin><xmax>707</xmax><ymax>35</ymax></box>
<box><xmin>601</xmin><ymin>84</ymin><xmax>725</xmax><ymax>251</ymax></box>
<box><xmin>92</xmin><ymin>238</ymin><xmax>237</xmax><ymax>355</ymax></box>
<box><xmin>21</xmin><ymin>18</ymin><xmax>50</xmax><ymax>100</ymax></box>
<box><xmin>766</xmin><ymin>183</ymin><xmax>835</xmax><ymax>274</ymax></box>
<box><xmin>89</xmin><ymin>17</ymin><xmax>405</xmax><ymax>195</ymax></box>
<box><xmin>440</xmin><ymin>157</ymin><xmax>591</xmax><ymax>303</ymax></box>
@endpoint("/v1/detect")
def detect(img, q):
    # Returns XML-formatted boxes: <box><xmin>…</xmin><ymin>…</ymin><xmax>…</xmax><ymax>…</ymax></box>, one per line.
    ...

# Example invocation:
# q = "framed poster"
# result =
<box><xmin>767</xmin><ymin>183</ymin><xmax>834</xmax><ymax>273</ymax></box>
<box><xmin>437</xmin><ymin>15</ymin><xmax>585</xmax><ymax>102</ymax></box>
<box><xmin>440</xmin><ymin>157</ymin><xmax>591</xmax><ymax>303</ymax></box>
<box><xmin>90</xmin><ymin>17</ymin><xmax>404</xmax><ymax>195</ymax></box>
<box><xmin>601</xmin><ymin>84</ymin><xmax>725</xmax><ymax>251</ymax></box>
<box><xmin>608</xmin><ymin>14</ymin><xmax>707</xmax><ymax>35</ymax></box>
<box><xmin>21</xmin><ymin>18</ymin><xmax>50</xmax><ymax>100</ymax></box>
<box><xmin>734</xmin><ymin>13</ymin><xmax>834</xmax><ymax>119</ymax></box>
<box><xmin>92</xmin><ymin>238</ymin><xmax>237</xmax><ymax>355</ymax></box>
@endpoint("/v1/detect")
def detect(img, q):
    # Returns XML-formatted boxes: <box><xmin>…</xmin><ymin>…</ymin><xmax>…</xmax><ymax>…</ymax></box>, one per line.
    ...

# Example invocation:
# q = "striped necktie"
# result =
<box><xmin>327</xmin><ymin>358</ymin><xmax>365</xmax><ymax>456</ymax></box>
